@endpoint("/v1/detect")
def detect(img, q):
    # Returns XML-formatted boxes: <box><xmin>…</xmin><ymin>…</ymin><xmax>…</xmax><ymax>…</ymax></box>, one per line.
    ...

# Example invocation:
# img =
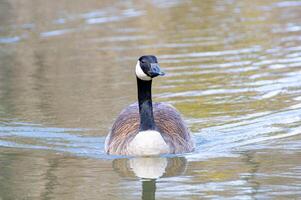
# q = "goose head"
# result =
<box><xmin>135</xmin><ymin>55</ymin><xmax>165</xmax><ymax>81</ymax></box>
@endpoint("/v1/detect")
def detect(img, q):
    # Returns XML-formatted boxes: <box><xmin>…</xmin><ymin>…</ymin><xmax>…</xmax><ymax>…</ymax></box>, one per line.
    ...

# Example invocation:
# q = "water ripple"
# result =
<box><xmin>0</xmin><ymin>36</ymin><xmax>21</xmax><ymax>44</ymax></box>
<box><xmin>0</xmin><ymin>122</ymin><xmax>109</xmax><ymax>159</ymax></box>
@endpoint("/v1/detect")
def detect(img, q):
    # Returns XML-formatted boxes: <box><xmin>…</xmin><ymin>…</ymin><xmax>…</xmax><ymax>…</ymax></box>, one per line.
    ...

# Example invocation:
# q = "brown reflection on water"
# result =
<box><xmin>1</xmin><ymin>146</ymin><xmax>300</xmax><ymax>199</ymax></box>
<box><xmin>0</xmin><ymin>148</ymin><xmax>125</xmax><ymax>200</ymax></box>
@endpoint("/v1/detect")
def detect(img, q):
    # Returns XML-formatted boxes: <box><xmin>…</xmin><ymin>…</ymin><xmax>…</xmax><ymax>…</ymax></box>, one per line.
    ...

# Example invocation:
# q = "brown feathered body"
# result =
<box><xmin>105</xmin><ymin>102</ymin><xmax>194</xmax><ymax>155</ymax></box>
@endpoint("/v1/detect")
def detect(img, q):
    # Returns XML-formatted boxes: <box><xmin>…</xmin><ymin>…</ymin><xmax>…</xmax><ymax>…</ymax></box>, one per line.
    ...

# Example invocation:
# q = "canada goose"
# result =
<box><xmin>105</xmin><ymin>55</ymin><xmax>194</xmax><ymax>156</ymax></box>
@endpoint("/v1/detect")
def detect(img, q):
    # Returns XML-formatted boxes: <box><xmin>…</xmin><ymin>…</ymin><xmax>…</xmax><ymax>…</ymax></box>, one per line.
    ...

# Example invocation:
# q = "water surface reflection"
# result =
<box><xmin>1</xmin><ymin>0</ymin><xmax>301</xmax><ymax>199</ymax></box>
<box><xmin>113</xmin><ymin>157</ymin><xmax>187</xmax><ymax>200</ymax></box>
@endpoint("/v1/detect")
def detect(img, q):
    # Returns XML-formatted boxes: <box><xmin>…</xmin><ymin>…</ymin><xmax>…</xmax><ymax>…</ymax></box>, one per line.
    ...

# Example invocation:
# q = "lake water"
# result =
<box><xmin>1</xmin><ymin>0</ymin><xmax>301</xmax><ymax>199</ymax></box>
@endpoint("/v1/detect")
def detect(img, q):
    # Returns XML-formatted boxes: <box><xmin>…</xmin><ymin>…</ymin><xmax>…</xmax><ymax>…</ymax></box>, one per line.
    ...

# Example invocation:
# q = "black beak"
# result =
<box><xmin>149</xmin><ymin>63</ymin><xmax>165</xmax><ymax>78</ymax></box>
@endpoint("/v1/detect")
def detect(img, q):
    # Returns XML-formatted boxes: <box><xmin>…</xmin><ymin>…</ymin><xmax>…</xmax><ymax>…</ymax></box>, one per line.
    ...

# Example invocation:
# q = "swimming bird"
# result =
<box><xmin>105</xmin><ymin>55</ymin><xmax>194</xmax><ymax>156</ymax></box>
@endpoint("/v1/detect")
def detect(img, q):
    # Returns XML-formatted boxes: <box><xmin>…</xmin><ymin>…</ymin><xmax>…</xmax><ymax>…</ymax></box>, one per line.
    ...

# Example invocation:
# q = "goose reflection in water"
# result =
<box><xmin>113</xmin><ymin>157</ymin><xmax>187</xmax><ymax>200</ymax></box>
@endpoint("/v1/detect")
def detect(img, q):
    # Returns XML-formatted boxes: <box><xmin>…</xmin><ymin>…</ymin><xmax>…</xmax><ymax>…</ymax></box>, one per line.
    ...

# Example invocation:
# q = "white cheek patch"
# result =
<box><xmin>136</xmin><ymin>61</ymin><xmax>152</xmax><ymax>81</ymax></box>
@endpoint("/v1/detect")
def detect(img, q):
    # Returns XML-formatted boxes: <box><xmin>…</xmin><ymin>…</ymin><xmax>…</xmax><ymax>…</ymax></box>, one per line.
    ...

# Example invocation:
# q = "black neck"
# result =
<box><xmin>137</xmin><ymin>77</ymin><xmax>156</xmax><ymax>131</ymax></box>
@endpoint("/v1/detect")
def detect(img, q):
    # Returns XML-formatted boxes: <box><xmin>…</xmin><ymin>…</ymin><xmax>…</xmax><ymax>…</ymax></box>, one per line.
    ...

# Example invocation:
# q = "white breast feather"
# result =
<box><xmin>127</xmin><ymin>130</ymin><xmax>169</xmax><ymax>156</ymax></box>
